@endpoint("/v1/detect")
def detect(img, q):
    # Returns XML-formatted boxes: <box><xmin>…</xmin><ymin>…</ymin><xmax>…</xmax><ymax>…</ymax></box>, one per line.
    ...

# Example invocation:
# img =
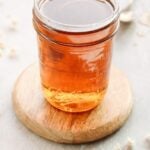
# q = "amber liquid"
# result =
<box><xmin>33</xmin><ymin>0</ymin><xmax>118</xmax><ymax>112</ymax></box>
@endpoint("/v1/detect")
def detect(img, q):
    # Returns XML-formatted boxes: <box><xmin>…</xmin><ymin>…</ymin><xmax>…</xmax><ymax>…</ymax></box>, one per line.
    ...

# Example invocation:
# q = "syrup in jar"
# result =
<box><xmin>33</xmin><ymin>0</ymin><xmax>119</xmax><ymax>112</ymax></box>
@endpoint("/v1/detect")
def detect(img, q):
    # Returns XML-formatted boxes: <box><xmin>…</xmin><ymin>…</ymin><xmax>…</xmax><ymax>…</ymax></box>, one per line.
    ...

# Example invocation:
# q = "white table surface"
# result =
<box><xmin>0</xmin><ymin>0</ymin><xmax>150</xmax><ymax>149</ymax></box>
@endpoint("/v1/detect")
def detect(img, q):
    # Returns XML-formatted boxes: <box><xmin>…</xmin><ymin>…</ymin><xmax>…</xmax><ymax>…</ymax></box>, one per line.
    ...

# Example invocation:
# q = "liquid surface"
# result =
<box><xmin>40</xmin><ymin>0</ymin><xmax>114</xmax><ymax>26</ymax></box>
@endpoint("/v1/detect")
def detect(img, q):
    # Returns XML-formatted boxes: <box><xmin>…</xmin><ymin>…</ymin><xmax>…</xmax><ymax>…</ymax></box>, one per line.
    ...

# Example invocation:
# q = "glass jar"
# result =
<box><xmin>33</xmin><ymin>0</ymin><xmax>119</xmax><ymax>113</ymax></box>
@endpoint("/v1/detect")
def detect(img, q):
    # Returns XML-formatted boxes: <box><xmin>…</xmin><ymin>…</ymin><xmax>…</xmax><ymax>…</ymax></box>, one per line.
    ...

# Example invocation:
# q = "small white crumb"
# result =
<box><xmin>0</xmin><ymin>31</ymin><xmax>3</xmax><ymax>37</ymax></box>
<box><xmin>8</xmin><ymin>18</ymin><xmax>18</xmax><ymax>31</ymax></box>
<box><xmin>123</xmin><ymin>138</ymin><xmax>134</xmax><ymax>150</ymax></box>
<box><xmin>140</xmin><ymin>12</ymin><xmax>150</xmax><ymax>27</ymax></box>
<box><xmin>144</xmin><ymin>135</ymin><xmax>150</xmax><ymax>147</ymax></box>
<box><xmin>0</xmin><ymin>50</ymin><xmax>2</xmax><ymax>57</ymax></box>
<box><xmin>8</xmin><ymin>48</ymin><xmax>18</xmax><ymax>59</ymax></box>
<box><xmin>114</xmin><ymin>143</ymin><xmax>122</xmax><ymax>150</ymax></box>
<box><xmin>136</xmin><ymin>31</ymin><xmax>145</xmax><ymax>37</ymax></box>
<box><xmin>0</xmin><ymin>42</ymin><xmax>5</xmax><ymax>49</ymax></box>
<box><xmin>145</xmin><ymin>135</ymin><xmax>150</xmax><ymax>142</ymax></box>
<box><xmin>0</xmin><ymin>0</ymin><xmax>3</xmax><ymax>5</ymax></box>
<box><xmin>120</xmin><ymin>11</ymin><xmax>133</xmax><ymax>23</ymax></box>
<box><xmin>120</xmin><ymin>0</ymin><xmax>133</xmax><ymax>12</ymax></box>
<box><xmin>133</xmin><ymin>43</ymin><xmax>138</xmax><ymax>47</ymax></box>
<box><xmin>6</xmin><ymin>14</ymin><xmax>11</xmax><ymax>18</ymax></box>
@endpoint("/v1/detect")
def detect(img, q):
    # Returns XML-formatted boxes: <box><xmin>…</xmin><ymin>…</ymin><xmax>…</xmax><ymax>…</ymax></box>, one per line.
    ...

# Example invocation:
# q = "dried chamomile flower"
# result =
<box><xmin>120</xmin><ymin>11</ymin><xmax>133</xmax><ymax>23</ymax></box>
<box><xmin>120</xmin><ymin>0</ymin><xmax>134</xmax><ymax>23</ymax></box>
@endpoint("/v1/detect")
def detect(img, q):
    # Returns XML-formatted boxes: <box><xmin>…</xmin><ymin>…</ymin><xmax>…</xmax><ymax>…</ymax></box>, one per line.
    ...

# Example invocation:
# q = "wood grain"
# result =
<box><xmin>12</xmin><ymin>63</ymin><xmax>133</xmax><ymax>144</ymax></box>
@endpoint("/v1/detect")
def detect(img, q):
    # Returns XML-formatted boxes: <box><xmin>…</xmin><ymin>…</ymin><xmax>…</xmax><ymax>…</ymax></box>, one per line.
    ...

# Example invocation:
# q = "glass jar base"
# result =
<box><xmin>43</xmin><ymin>87</ymin><xmax>106</xmax><ymax>113</ymax></box>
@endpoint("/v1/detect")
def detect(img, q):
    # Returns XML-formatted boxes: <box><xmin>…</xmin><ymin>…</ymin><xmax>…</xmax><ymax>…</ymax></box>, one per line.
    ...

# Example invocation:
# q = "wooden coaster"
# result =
<box><xmin>13</xmin><ymin>64</ymin><xmax>133</xmax><ymax>144</ymax></box>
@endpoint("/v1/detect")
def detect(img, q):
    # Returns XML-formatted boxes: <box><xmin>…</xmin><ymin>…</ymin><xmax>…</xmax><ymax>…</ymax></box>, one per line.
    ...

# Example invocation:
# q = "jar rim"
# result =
<box><xmin>34</xmin><ymin>0</ymin><xmax>119</xmax><ymax>33</ymax></box>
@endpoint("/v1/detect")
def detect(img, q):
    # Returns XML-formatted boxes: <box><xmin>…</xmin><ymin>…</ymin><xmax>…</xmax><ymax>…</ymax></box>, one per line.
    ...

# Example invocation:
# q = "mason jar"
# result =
<box><xmin>33</xmin><ymin>0</ymin><xmax>119</xmax><ymax>112</ymax></box>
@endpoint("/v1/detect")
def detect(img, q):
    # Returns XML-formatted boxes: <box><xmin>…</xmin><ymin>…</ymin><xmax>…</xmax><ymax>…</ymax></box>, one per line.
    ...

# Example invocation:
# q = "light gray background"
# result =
<box><xmin>0</xmin><ymin>0</ymin><xmax>150</xmax><ymax>149</ymax></box>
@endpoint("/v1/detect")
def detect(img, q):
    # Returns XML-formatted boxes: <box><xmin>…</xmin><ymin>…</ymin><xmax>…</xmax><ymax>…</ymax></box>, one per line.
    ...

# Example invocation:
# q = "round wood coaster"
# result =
<box><xmin>13</xmin><ymin>64</ymin><xmax>133</xmax><ymax>144</ymax></box>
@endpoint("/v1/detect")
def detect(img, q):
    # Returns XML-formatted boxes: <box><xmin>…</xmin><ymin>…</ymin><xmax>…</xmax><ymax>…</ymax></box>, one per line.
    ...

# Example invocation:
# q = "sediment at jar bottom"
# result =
<box><xmin>43</xmin><ymin>87</ymin><xmax>106</xmax><ymax>113</ymax></box>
